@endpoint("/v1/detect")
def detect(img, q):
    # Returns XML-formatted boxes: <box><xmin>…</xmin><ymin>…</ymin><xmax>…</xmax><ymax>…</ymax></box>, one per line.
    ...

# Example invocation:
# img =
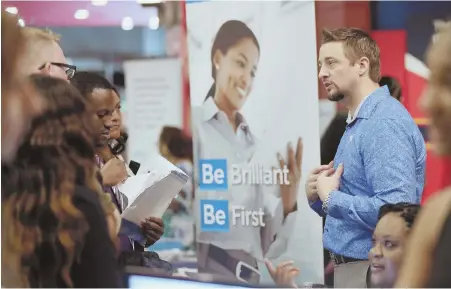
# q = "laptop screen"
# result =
<box><xmin>128</xmin><ymin>275</ymin><xmax>250</xmax><ymax>289</ymax></box>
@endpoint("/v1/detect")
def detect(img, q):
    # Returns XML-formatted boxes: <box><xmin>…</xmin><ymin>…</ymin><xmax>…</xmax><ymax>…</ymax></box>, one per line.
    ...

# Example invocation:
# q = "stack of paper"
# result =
<box><xmin>118</xmin><ymin>153</ymin><xmax>190</xmax><ymax>225</ymax></box>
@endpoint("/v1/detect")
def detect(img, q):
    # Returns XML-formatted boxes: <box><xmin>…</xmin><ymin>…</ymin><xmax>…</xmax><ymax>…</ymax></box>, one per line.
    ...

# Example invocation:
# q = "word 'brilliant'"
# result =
<box><xmin>230</xmin><ymin>164</ymin><xmax>289</xmax><ymax>185</ymax></box>
<box><xmin>198</xmin><ymin>159</ymin><xmax>289</xmax><ymax>191</ymax></box>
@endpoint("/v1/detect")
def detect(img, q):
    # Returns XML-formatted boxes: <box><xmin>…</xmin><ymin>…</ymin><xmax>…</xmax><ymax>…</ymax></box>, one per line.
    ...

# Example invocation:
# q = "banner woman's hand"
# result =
<box><xmin>279</xmin><ymin>138</ymin><xmax>303</xmax><ymax>216</ymax></box>
<box><xmin>265</xmin><ymin>259</ymin><xmax>299</xmax><ymax>288</ymax></box>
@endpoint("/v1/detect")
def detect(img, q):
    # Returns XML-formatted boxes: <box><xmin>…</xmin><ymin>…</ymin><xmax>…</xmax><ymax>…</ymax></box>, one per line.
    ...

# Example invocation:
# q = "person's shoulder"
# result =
<box><xmin>73</xmin><ymin>185</ymin><xmax>104</xmax><ymax>211</ymax></box>
<box><xmin>367</xmin><ymin>99</ymin><xmax>418</xmax><ymax>133</ymax></box>
<box><xmin>72</xmin><ymin>186</ymin><xmax>112</xmax><ymax>232</ymax></box>
<box><xmin>422</xmin><ymin>189</ymin><xmax>451</xmax><ymax>219</ymax></box>
<box><xmin>417</xmin><ymin>189</ymin><xmax>451</xmax><ymax>233</ymax></box>
<box><xmin>403</xmin><ymin>190</ymin><xmax>451</xmax><ymax>262</ymax></box>
<box><xmin>362</xmin><ymin>116</ymin><xmax>404</xmax><ymax>138</ymax></box>
<box><xmin>376</xmin><ymin>96</ymin><xmax>418</xmax><ymax>124</ymax></box>
<box><xmin>373</xmin><ymin>96</ymin><xmax>409</xmax><ymax>118</ymax></box>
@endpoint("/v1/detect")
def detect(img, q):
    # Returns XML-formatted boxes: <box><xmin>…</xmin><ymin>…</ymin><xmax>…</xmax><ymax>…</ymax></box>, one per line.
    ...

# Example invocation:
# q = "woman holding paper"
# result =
<box><xmin>71</xmin><ymin>72</ymin><xmax>165</xmax><ymax>252</ymax></box>
<box><xmin>192</xmin><ymin>20</ymin><xmax>302</xmax><ymax>283</ymax></box>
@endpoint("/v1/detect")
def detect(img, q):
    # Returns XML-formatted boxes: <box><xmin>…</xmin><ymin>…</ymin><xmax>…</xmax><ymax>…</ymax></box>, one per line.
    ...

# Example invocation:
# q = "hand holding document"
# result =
<box><xmin>118</xmin><ymin>153</ymin><xmax>190</xmax><ymax>225</ymax></box>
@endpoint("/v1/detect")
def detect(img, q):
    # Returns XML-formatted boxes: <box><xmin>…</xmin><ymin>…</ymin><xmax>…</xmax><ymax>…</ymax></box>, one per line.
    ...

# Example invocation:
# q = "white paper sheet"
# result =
<box><xmin>118</xmin><ymin>172</ymin><xmax>159</xmax><ymax>207</ymax></box>
<box><xmin>118</xmin><ymin>153</ymin><xmax>189</xmax><ymax>225</ymax></box>
<box><xmin>135</xmin><ymin>152</ymin><xmax>186</xmax><ymax>176</ymax></box>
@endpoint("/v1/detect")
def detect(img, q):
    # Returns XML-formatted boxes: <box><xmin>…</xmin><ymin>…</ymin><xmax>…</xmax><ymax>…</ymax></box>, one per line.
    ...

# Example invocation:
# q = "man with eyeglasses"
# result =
<box><xmin>18</xmin><ymin>27</ymin><xmax>76</xmax><ymax>81</ymax></box>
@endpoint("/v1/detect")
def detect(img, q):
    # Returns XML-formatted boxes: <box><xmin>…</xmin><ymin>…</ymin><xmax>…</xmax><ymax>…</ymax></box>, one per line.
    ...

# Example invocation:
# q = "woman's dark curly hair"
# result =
<box><xmin>1</xmin><ymin>75</ymin><xmax>105</xmax><ymax>287</ymax></box>
<box><xmin>378</xmin><ymin>202</ymin><xmax>421</xmax><ymax>229</ymax></box>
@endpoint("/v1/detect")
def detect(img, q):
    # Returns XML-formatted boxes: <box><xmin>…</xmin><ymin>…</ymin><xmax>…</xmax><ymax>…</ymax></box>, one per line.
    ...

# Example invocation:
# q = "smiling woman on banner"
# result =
<box><xmin>192</xmin><ymin>19</ymin><xmax>302</xmax><ymax>284</ymax></box>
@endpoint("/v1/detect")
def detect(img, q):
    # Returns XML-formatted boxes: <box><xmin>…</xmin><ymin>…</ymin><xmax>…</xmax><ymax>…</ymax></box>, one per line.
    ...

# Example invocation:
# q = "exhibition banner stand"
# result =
<box><xmin>186</xmin><ymin>1</ymin><xmax>324</xmax><ymax>286</ymax></box>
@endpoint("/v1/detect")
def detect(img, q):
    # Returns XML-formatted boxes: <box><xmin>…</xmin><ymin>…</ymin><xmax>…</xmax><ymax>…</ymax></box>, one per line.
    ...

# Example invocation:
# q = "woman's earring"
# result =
<box><xmin>215</xmin><ymin>64</ymin><xmax>220</xmax><ymax>70</ymax></box>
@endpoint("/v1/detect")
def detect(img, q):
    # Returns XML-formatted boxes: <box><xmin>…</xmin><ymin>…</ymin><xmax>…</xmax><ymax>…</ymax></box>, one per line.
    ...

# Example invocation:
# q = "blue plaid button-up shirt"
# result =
<box><xmin>311</xmin><ymin>86</ymin><xmax>426</xmax><ymax>259</ymax></box>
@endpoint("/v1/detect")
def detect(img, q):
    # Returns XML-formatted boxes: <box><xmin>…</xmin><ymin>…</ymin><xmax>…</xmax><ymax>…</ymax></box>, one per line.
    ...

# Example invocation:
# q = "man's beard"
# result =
<box><xmin>328</xmin><ymin>92</ymin><xmax>345</xmax><ymax>102</ymax></box>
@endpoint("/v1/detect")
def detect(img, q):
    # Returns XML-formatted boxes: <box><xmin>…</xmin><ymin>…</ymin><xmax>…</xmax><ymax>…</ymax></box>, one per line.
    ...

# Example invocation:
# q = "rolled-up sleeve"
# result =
<box><xmin>327</xmin><ymin>119</ymin><xmax>419</xmax><ymax>230</ymax></box>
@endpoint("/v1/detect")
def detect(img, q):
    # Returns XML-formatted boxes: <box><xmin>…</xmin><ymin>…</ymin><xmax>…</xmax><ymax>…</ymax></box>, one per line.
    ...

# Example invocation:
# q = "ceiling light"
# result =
<box><xmin>148</xmin><ymin>16</ymin><xmax>159</xmax><ymax>30</ymax></box>
<box><xmin>91</xmin><ymin>0</ymin><xmax>108</xmax><ymax>6</ymax></box>
<box><xmin>18</xmin><ymin>18</ymin><xmax>25</xmax><ymax>27</ymax></box>
<box><xmin>74</xmin><ymin>9</ymin><xmax>89</xmax><ymax>20</ymax></box>
<box><xmin>6</xmin><ymin>7</ymin><xmax>18</xmax><ymax>14</ymax></box>
<box><xmin>137</xmin><ymin>0</ymin><xmax>162</xmax><ymax>4</ymax></box>
<box><xmin>121</xmin><ymin>17</ymin><xmax>134</xmax><ymax>31</ymax></box>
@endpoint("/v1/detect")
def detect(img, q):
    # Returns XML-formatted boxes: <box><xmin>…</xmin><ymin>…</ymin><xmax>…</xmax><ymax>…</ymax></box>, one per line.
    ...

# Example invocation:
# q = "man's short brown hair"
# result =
<box><xmin>322</xmin><ymin>28</ymin><xmax>381</xmax><ymax>83</ymax></box>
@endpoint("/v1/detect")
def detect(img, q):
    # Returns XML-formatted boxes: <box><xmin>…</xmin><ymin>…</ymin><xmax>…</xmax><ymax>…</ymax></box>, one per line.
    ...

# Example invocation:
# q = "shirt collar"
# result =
<box><xmin>346</xmin><ymin>85</ymin><xmax>390</xmax><ymax>124</ymax></box>
<box><xmin>347</xmin><ymin>95</ymin><xmax>369</xmax><ymax>124</ymax></box>
<box><xmin>202</xmin><ymin>96</ymin><xmax>250</xmax><ymax>132</ymax></box>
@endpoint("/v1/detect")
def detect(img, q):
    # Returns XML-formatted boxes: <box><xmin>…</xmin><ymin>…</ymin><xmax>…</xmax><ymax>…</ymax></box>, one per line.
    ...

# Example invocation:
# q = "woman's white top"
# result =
<box><xmin>192</xmin><ymin>97</ymin><xmax>296</xmax><ymax>261</ymax></box>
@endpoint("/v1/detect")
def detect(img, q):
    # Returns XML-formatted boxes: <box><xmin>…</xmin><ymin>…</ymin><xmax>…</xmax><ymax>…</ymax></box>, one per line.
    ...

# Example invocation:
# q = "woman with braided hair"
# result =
<box><xmin>266</xmin><ymin>203</ymin><xmax>421</xmax><ymax>288</ymax></box>
<box><xmin>1</xmin><ymin>75</ymin><xmax>121</xmax><ymax>287</ymax></box>
<box><xmin>368</xmin><ymin>203</ymin><xmax>421</xmax><ymax>288</ymax></box>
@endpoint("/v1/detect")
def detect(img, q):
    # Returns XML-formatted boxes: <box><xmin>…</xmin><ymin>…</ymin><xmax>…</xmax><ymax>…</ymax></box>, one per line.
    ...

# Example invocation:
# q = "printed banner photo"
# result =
<box><xmin>186</xmin><ymin>1</ymin><xmax>324</xmax><ymax>286</ymax></box>
<box><xmin>124</xmin><ymin>58</ymin><xmax>195</xmax><ymax>251</ymax></box>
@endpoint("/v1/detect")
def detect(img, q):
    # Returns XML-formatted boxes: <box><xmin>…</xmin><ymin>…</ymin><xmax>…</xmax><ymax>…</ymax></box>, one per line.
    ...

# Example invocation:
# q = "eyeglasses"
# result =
<box><xmin>38</xmin><ymin>62</ymin><xmax>77</xmax><ymax>79</ymax></box>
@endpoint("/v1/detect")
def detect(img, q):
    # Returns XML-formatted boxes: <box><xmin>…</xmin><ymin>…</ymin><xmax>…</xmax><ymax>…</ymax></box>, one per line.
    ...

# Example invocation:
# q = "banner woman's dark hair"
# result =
<box><xmin>205</xmin><ymin>20</ymin><xmax>260</xmax><ymax>101</ymax></box>
<box><xmin>159</xmin><ymin>126</ymin><xmax>193</xmax><ymax>162</ymax></box>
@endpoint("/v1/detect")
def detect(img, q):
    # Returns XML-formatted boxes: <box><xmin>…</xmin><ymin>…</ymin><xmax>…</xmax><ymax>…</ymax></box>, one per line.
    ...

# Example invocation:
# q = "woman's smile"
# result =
<box><xmin>236</xmin><ymin>86</ymin><xmax>246</xmax><ymax>98</ymax></box>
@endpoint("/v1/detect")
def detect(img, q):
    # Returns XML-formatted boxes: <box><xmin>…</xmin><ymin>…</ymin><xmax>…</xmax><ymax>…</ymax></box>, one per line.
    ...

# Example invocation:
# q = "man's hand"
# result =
<box><xmin>100</xmin><ymin>158</ymin><xmax>128</xmax><ymax>186</ymax></box>
<box><xmin>305</xmin><ymin>161</ymin><xmax>334</xmax><ymax>203</ymax></box>
<box><xmin>141</xmin><ymin>217</ymin><xmax>164</xmax><ymax>246</ymax></box>
<box><xmin>265</xmin><ymin>259</ymin><xmax>299</xmax><ymax>288</ymax></box>
<box><xmin>279</xmin><ymin>138</ymin><xmax>303</xmax><ymax>216</ymax></box>
<box><xmin>317</xmin><ymin>163</ymin><xmax>344</xmax><ymax>202</ymax></box>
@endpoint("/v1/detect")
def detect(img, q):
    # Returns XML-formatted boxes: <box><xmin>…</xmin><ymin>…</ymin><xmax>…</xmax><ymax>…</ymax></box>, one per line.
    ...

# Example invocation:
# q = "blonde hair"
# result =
<box><xmin>423</xmin><ymin>24</ymin><xmax>451</xmax><ymax>154</ymax></box>
<box><xmin>18</xmin><ymin>27</ymin><xmax>61</xmax><ymax>76</ymax></box>
<box><xmin>1</xmin><ymin>10</ymin><xmax>25</xmax><ymax>94</ymax></box>
<box><xmin>322</xmin><ymin>28</ymin><xmax>381</xmax><ymax>83</ymax></box>
<box><xmin>22</xmin><ymin>26</ymin><xmax>61</xmax><ymax>43</ymax></box>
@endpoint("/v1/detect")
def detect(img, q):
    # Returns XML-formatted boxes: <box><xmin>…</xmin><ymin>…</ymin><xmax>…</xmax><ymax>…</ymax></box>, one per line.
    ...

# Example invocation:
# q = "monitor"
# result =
<box><xmin>124</xmin><ymin>266</ymin><xmax>257</xmax><ymax>289</ymax></box>
<box><xmin>128</xmin><ymin>274</ymin><xmax>252</xmax><ymax>289</ymax></box>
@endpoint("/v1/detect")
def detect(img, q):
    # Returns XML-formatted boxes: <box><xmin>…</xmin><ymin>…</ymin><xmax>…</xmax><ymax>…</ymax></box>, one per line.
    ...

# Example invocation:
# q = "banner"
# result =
<box><xmin>124</xmin><ymin>58</ymin><xmax>196</xmax><ymax>251</ymax></box>
<box><xmin>186</xmin><ymin>1</ymin><xmax>324</xmax><ymax>285</ymax></box>
<box><xmin>123</xmin><ymin>58</ymin><xmax>183</xmax><ymax>163</ymax></box>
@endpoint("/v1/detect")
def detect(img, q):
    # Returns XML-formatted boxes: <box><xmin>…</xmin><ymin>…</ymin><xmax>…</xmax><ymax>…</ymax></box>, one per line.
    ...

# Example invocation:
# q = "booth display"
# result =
<box><xmin>186</xmin><ymin>1</ymin><xmax>324</xmax><ymax>285</ymax></box>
